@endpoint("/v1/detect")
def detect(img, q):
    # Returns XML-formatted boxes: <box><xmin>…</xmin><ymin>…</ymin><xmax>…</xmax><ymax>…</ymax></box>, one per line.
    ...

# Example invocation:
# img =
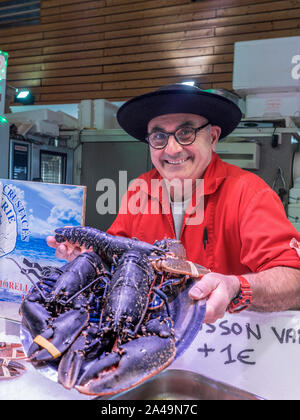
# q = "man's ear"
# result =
<box><xmin>210</xmin><ymin>125</ymin><xmax>221</xmax><ymax>151</ymax></box>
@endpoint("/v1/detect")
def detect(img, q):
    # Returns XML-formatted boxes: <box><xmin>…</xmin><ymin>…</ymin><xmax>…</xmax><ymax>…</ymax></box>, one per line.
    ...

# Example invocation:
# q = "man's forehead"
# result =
<box><xmin>148</xmin><ymin>113</ymin><xmax>207</xmax><ymax>129</ymax></box>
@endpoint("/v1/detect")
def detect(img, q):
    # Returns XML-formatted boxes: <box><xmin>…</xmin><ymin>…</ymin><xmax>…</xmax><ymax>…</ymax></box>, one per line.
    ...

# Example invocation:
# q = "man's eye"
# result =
<box><xmin>153</xmin><ymin>132</ymin><xmax>167</xmax><ymax>140</ymax></box>
<box><xmin>178</xmin><ymin>128</ymin><xmax>193</xmax><ymax>136</ymax></box>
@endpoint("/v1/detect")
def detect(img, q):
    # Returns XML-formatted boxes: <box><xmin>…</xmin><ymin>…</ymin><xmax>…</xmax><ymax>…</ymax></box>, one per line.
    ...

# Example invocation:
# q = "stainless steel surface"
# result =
<box><xmin>31</xmin><ymin>143</ymin><xmax>73</xmax><ymax>184</ymax></box>
<box><xmin>8</xmin><ymin>140</ymin><xmax>74</xmax><ymax>183</ymax></box>
<box><xmin>0</xmin><ymin>316</ymin><xmax>21</xmax><ymax>338</ymax></box>
<box><xmin>112</xmin><ymin>369</ymin><xmax>263</xmax><ymax>400</ymax></box>
<box><xmin>9</xmin><ymin>139</ymin><xmax>31</xmax><ymax>180</ymax></box>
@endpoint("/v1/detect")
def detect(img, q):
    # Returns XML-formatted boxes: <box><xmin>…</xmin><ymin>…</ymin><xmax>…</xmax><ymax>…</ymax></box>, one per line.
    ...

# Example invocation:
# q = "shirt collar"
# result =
<box><xmin>202</xmin><ymin>151</ymin><xmax>227</xmax><ymax>196</ymax></box>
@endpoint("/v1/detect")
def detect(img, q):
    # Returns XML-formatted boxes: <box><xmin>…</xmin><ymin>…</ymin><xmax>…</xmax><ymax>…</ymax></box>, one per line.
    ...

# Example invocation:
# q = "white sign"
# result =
<box><xmin>172</xmin><ymin>310</ymin><xmax>300</xmax><ymax>400</ymax></box>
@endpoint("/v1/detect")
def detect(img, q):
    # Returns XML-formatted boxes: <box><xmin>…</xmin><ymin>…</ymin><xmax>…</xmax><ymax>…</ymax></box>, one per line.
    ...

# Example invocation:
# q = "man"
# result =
<box><xmin>47</xmin><ymin>84</ymin><xmax>300</xmax><ymax>323</ymax></box>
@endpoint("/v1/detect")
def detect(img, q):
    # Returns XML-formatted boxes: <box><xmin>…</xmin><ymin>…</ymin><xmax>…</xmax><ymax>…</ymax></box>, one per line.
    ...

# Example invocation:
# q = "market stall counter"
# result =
<box><xmin>0</xmin><ymin>307</ymin><xmax>262</xmax><ymax>401</ymax></box>
<box><xmin>0</xmin><ymin>311</ymin><xmax>91</xmax><ymax>400</ymax></box>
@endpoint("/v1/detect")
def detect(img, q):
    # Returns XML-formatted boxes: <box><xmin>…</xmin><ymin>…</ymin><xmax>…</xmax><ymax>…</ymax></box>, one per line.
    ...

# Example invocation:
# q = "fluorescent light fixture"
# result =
<box><xmin>16</xmin><ymin>91</ymin><xmax>30</xmax><ymax>99</ymax></box>
<box><xmin>14</xmin><ymin>89</ymin><xmax>35</xmax><ymax>104</ymax></box>
<box><xmin>181</xmin><ymin>81</ymin><xmax>196</xmax><ymax>86</ymax></box>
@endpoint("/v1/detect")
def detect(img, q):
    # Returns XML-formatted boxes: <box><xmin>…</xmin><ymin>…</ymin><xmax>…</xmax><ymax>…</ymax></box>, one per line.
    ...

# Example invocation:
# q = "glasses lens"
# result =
<box><xmin>148</xmin><ymin>132</ymin><xmax>168</xmax><ymax>148</ymax></box>
<box><xmin>176</xmin><ymin>127</ymin><xmax>195</xmax><ymax>144</ymax></box>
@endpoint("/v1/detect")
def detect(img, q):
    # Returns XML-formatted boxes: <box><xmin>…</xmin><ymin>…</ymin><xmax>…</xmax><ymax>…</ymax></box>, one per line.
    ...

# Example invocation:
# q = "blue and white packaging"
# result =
<box><xmin>0</xmin><ymin>179</ymin><xmax>86</xmax><ymax>303</ymax></box>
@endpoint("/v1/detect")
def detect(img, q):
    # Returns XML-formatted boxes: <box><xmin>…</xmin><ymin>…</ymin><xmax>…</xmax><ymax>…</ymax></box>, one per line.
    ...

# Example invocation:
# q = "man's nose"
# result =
<box><xmin>164</xmin><ymin>135</ymin><xmax>184</xmax><ymax>154</ymax></box>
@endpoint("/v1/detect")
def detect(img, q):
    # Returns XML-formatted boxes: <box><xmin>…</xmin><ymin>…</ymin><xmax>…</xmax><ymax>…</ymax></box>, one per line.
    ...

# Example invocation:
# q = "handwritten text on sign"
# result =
<box><xmin>171</xmin><ymin>310</ymin><xmax>300</xmax><ymax>400</ymax></box>
<box><xmin>197</xmin><ymin>320</ymin><xmax>300</xmax><ymax>366</ymax></box>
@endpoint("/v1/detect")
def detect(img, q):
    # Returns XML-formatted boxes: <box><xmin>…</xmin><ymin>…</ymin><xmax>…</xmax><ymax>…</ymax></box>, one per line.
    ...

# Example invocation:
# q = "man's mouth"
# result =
<box><xmin>164</xmin><ymin>157</ymin><xmax>190</xmax><ymax>165</ymax></box>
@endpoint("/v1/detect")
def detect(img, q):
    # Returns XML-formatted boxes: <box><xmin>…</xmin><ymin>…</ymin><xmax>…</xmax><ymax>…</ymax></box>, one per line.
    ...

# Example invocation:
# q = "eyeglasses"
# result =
<box><xmin>146</xmin><ymin>122</ymin><xmax>211</xmax><ymax>149</ymax></box>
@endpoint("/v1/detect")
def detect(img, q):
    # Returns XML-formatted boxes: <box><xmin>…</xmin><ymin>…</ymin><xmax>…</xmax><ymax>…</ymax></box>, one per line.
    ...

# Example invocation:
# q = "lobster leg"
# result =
<box><xmin>151</xmin><ymin>256</ymin><xmax>210</xmax><ymax>278</ymax></box>
<box><xmin>76</xmin><ymin>335</ymin><xmax>176</xmax><ymax>396</ymax></box>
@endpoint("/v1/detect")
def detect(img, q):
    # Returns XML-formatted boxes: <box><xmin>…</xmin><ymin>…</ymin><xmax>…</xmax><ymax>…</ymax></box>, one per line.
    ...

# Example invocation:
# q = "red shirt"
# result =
<box><xmin>107</xmin><ymin>152</ymin><xmax>300</xmax><ymax>275</ymax></box>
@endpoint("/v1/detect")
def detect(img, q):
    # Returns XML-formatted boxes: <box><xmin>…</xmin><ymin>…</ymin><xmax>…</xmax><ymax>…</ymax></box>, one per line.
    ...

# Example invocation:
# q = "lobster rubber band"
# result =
<box><xmin>33</xmin><ymin>335</ymin><xmax>61</xmax><ymax>359</ymax></box>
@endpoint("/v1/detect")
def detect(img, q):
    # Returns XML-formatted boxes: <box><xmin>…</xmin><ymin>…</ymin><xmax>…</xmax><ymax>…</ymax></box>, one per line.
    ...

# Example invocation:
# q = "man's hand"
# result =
<box><xmin>46</xmin><ymin>235</ymin><xmax>83</xmax><ymax>262</ymax></box>
<box><xmin>188</xmin><ymin>272</ymin><xmax>240</xmax><ymax>324</ymax></box>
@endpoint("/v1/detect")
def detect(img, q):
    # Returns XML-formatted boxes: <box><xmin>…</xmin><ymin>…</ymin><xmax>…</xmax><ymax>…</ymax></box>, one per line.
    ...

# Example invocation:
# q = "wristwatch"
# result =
<box><xmin>228</xmin><ymin>275</ymin><xmax>252</xmax><ymax>313</ymax></box>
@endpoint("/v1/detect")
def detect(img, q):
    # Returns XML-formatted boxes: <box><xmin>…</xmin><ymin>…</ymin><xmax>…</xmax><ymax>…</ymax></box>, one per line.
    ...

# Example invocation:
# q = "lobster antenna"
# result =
<box><xmin>63</xmin><ymin>275</ymin><xmax>109</xmax><ymax>306</ymax></box>
<box><xmin>6</xmin><ymin>257</ymin><xmax>49</xmax><ymax>301</ymax></box>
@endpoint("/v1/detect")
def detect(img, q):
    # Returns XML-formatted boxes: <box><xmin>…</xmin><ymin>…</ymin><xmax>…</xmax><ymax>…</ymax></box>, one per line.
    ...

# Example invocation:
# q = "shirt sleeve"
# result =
<box><xmin>239</xmin><ymin>186</ymin><xmax>300</xmax><ymax>272</ymax></box>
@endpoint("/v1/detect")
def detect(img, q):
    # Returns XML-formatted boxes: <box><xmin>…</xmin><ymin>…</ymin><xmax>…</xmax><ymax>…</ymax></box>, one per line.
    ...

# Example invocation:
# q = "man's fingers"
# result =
<box><xmin>47</xmin><ymin>234</ymin><xmax>83</xmax><ymax>262</ymax></box>
<box><xmin>55</xmin><ymin>244</ymin><xmax>69</xmax><ymax>260</ymax></box>
<box><xmin>188</xmin><ymin>273</ymin><xmax>240</xmax><ymax>324</ymax></box>
<box><xmin>188</xmin><ymin>274</ymin><xmax>219</xmax><ymax>300</ymax></box>
<box><xmin>46</xmin><ymin>236</ymin><xmax>57</xmax><ymax>249</ymax></box>
<box><xmin>72</xmin><ymin>247</ymin><xmax>83</xmax><ymax>258</ymax></box>
<box><xmin>203</xmin><ymin>288</ymin><xmax>228</xmax><ymax>323</ymax></box>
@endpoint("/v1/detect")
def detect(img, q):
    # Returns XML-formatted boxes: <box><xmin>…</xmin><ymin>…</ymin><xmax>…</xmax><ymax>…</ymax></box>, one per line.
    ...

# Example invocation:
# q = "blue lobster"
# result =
<box><xmin>19</xmin><ymin>227</ymin><xmax>208</xmax><ymax>396</ymax></box>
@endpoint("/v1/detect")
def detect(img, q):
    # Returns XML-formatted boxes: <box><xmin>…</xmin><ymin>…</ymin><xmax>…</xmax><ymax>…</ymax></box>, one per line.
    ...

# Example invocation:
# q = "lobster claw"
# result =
<box><xmin>49</xmin><ymin>252</ymin><xmax>104</xmax><ymax>304</ymax></box>
<box><xmin>30</xmin><ymin>308</ymin><xmax>89</xmax><ymax>362</ymax></box>
<box><xmin>58</xmin><ymin>334</ymin><xmax>87</xmax><ymax>390</ymax></box>
<box><xmin>75</xmin><ymin>335</ymin><xmax>176</xmax><ymax>396</ymax></box>
<box><xmin>20</xmin><ymin>298</ymin><xmax>51</xmax><ymax>339</ymax></box>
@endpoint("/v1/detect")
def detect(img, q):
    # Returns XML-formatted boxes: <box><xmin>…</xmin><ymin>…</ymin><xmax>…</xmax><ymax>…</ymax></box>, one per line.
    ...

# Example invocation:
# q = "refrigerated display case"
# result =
<box><xmin>9</xmin><ymin>139</ymin><xmax>73</xmax><ymax>184</ymax></box>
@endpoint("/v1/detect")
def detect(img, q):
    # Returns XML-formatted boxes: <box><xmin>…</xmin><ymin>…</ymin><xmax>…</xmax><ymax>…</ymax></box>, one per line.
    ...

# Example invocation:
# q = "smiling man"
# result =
<box><xmin>147</xmin><ymin>113</ymin><xmax>219</xmax><ymax>200</ymax></box>
<box><xmin>48</xmin><ymin>84</ymin><xmax>300</xmax><ymax>323</ymax></box>
<box><xmin>148</xmin><ymin>115</ymin><xmax>214</xmax><ymax>178</ymax></box>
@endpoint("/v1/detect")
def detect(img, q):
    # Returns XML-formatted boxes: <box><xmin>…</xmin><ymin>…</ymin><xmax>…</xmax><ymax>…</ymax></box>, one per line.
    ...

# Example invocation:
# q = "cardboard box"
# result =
<box><xmin>233</xmin><ymin>36</ymin><xmax>300</xmax><ymax>94</ymax></box>
<box><xmin>245</xmin><ymin>92</ymin><xmax>300</xmax><ymax>119</ymax></box>
<box><xmin>78</xmin><ymin>99</ymin><xmax>120</xmax><ymax>129</ymax></box>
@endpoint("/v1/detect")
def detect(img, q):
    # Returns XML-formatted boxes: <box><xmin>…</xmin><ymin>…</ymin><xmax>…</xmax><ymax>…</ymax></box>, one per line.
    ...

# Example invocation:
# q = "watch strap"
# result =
<box><xmin>228</xmin><ymin>275</ymin><xmax>252</xmax><ymax>314</ymax></box>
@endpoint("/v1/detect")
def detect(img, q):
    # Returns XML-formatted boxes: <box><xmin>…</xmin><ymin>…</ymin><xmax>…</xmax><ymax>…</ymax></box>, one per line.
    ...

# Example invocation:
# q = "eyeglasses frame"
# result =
<box><xmin>146</xmin><ymin>121</ymin><xmax>211</xmax><ymax>149</ymax></box>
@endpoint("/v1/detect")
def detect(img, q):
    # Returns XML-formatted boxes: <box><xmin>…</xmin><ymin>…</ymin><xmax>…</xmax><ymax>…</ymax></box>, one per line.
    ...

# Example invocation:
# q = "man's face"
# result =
<box><xmin>148</xmin><ymin>113</ymin><xmax>221</xmax><ymax>185</ymax></box>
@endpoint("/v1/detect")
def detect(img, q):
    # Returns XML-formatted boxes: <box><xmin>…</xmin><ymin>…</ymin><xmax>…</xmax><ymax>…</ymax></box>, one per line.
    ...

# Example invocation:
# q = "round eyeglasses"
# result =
<box><xmin>146</xmin><ymin>122</ymin><xmax>211</xmax><ymax>149</ymax></box>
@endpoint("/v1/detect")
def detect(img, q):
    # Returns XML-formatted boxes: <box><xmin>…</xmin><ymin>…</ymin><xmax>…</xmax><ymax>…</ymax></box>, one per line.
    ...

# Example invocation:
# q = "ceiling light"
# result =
<box><xmin>14</xmin><ymin>89</ymin><xmax>35</xmax><ymax>105</ymax></box>
<box><xmin>181</xmin><ymin>81</ymin><xmax>196</xmax><ymax>87</ymax></box>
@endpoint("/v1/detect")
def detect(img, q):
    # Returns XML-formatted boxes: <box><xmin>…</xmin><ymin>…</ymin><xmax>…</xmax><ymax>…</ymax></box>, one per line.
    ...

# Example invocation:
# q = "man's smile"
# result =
<box><xmin>164</xmin><ymin>156</ymin><xmax>191</xmax><ymax>165</ymax></box>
